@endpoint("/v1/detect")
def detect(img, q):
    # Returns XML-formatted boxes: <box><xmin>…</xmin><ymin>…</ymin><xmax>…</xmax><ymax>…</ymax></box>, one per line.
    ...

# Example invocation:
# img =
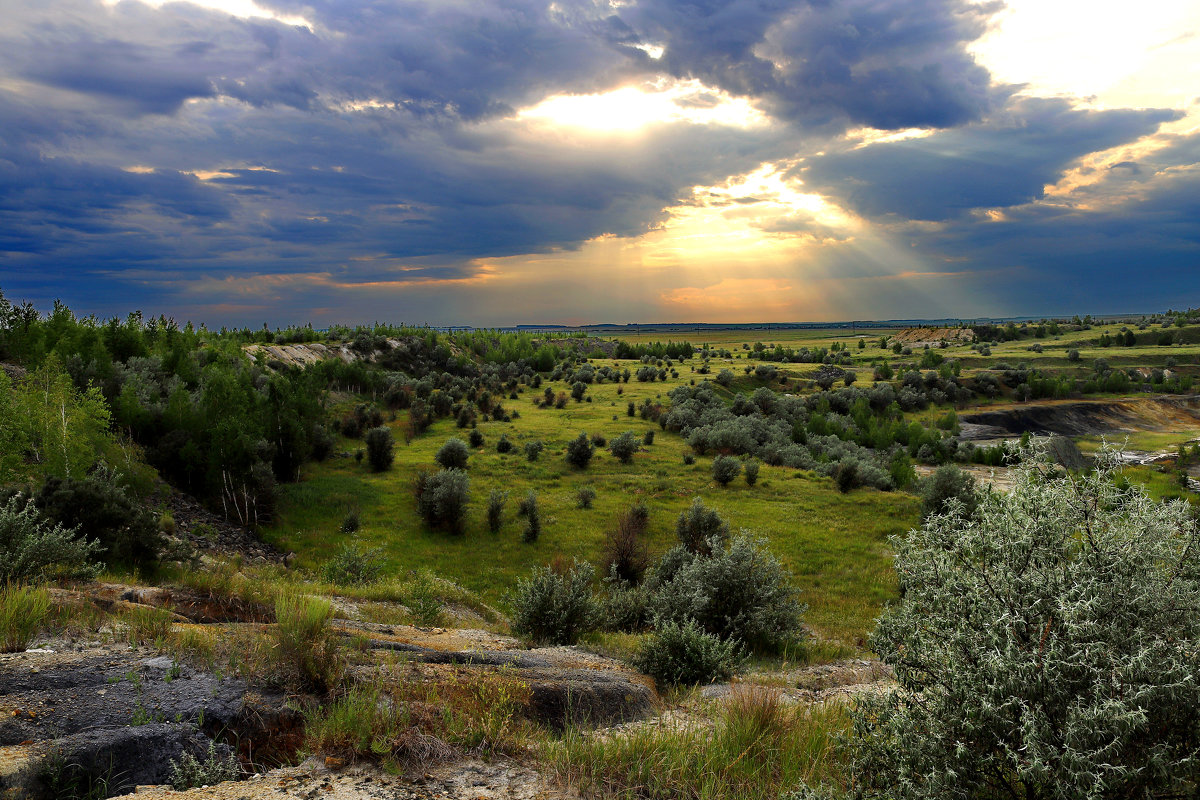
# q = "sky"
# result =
<box><xmin>0</xmin><ymin>0</ymin><xmax>1198</xmax><ymax>327</ymax></box>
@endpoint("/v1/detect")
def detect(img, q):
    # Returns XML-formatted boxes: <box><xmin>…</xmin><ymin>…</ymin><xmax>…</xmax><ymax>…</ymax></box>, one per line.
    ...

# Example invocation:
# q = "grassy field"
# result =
<box><xmin>266</xmin><ymin>321</ymin><xmax>1200</xmax><ymax>647</ymax></box>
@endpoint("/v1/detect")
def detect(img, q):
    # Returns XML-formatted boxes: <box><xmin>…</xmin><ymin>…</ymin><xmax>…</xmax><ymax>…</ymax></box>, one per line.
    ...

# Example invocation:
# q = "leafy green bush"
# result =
<box><xmin>832</xmin><ymin>458</ymin><xmax>861</xmax><ymax>493</ymax></box>
<box><xmin>649</xmin><ymin>534</ymin><xmax>804</xmax><ymax>653</ymax></box>
<box><xmin>0</xmin><ymin>584</ymin><xmax>51</xmax><ymax>653</ymax></box>
<box><xmin>19</xmin><ymin>475</ymin><xmax>160</xmax><ymax>570</ymax></box>
<box><xmin>496</xmin><ymin>434</ymin><xmax>514</xmax><ymax>454</ymax></box>
<box><xmin>920</xmin><ymin>463</ymin><xmax>978</xmax><ymax>519</ymax></box>
<box><xmin>415</xmin><ymin>469</ymin><xmax>470</xmax><ymax>534</ymax></box>
<box><xmin>608</xmin><ymin>431</ymin><xmax>640</xmax><ymax>464</ymax></box>
<box><xmin>633</xmin><ymin>620</ymin><xmax>744</xmax><ymax>686</ymax></box>
<box><xmin>435</xmin><ymin>438</ymin><xmax>470</xmax><ymax>470</ymax></box>
<box><xmin>321</xmin><ymin>542</ymin><xmax>384</xmax><ymax>585</ymax></box>
<box><xmin>576</xmin><ymin>485</ymin><xmax>596</xmax><ymax>509</ymax></box>
<box><xmin>643</xmin><ymin>430</ymin><xmax>655</xmax><ymax>446</ymax></box>
<box><xmin>565</xmin><ymin>432</ymin><xmax>595</xmax><ymax>469</ymax></box>
<box><xmin>468</xmin><ymin>429</ymin><xmax>484</xmax><ymax>448</ymax></box>
<box><xmin>743</xmin><ymin>459</ymin><xmax>760</xmax><ymax>486</ymax></box>
<box><xmin>510</xmin><ymin>560</ymin><xmax>599</xmax><ymax>645</ymax></box>
<box><xmin>602</xmin><ymin>568</ymin><xmax>651</xmax><ymax>633</ymax></box>
<box><xmin>0</xmin><ymin>495</ymin><xmax>101</xmax><ymax>583</ymax></box>
<box><xmin>365</xmin><ymin>426</ymin><xmax>394</xmax><ymax>472</ymax></box>
<box><xmin>852</xmin><ymin>446</ymin><xmax>1200</xmax><ymax>799</ymax></box>
<box><xmin>524</xmin><ymin>440</ymin><xmax>545</xmax><ymax>462</ymax></box>
<box><xmin>711</xmin><ymin>455</ymin><xmax>741</xmax><ymax>486</ymax></box>
<box><xmin>675</xmin><ymin>497</ymin><xmax>730</xmax><ymax>555</ymax></box>
<box><xmin>522</xmin><ymin>491</ymin><xmax>542</xmax><ymax>543</ymax></box>
<box><xmin>486</xmin><ymin>489</ymin><xmax>507</xmax><ymax>534</ymax></box>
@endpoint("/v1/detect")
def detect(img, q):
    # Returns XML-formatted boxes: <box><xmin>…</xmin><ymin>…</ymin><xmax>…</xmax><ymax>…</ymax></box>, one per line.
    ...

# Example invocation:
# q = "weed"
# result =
<box><xmin>121</xmin><ymin>604</ymin><xmax>174</xmax><ymax>645</ymax></box>
<box><xmin>0</xmin><ymin>584</ymin><xmax>51</xmax><ymax>652</ymax></box>
<box><xmin>272</xmin><ymin>591</ymin><xmax>341</xmax><ymax>693</ymax></box>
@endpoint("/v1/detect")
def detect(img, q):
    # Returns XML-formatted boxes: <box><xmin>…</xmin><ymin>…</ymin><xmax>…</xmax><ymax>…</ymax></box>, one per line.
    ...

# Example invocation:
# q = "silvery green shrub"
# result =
<box><xmin>633</xmin><ymin>619</ymin><xmax>745</xmax><ymax>686</ymax></box>
<box><xmin>852</xmin><ymin>445</ymin><xmax>1200</xmax><ymax>799</ymax></box>
<box><xmin>510</xmin><ymin>559</ymin><xmax>599</xmax><ymax>645</ymax></box>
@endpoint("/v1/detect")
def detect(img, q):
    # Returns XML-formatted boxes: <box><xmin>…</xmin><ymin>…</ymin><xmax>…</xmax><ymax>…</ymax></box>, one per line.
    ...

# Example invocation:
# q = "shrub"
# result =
<box><xmin>168</xmin><ymin>741</ymin><xmax>240</xmax><ymax>790</ymax></box>
<box><xmin>627</xmin><ymin>401</ymin><xmax>636</xmax><ymax>417</ymax></box>
<box><xmin>851</xmin><ymin>446</ymin><xmax>1200</xmax><ymax>799</ymax></box>
<box><xmin>415</xmin><ymin>469</ymin><xmax>470</xmax><ymax>534</ymax></box>
<box><xmin>608</xmin><ymin>431</ymin><xmax>640</xmax><ymax>464</ymax></box>
<box><xmin>832</xmin><ymin>458</ymin><xmax>861</xmax><ymax>493</ymax></box>
<box><xmin>675</xmin><ymin>497</ymin><xmax>730</xmax><ymax>555</ymax></box>
<box><xmin>576</xmin><ymin>485</ymin><xmax>596</xmax><ymax>509</ymax></box>
<box><xmin>496</xmin><ymin>434</ymin><xmax>514</xmax><ymax>454</ymax></box>
<box><xmin>339</xmin><ymin>508</ymin><xmax>360</xmax><ymax>533</ymax></box>
<box><xmin>486</xmin><ymin>489</ymin><xmax>507</xmax><ymax>534</ymax></box>
<box><xmin>716</xmin><ymin>368</ymin><xmax>734</xmax><ymax>387</ymax></box>
<box><xmin>510</xmin><ymin>560</ymin><xmax>599</xmax><ymax>645</ymax></box>
<box><xmin>743</xmin><ymin>459</ymin><xmax>760</xmax><ymax>486</ymax></box>
<box><xmin>435</xmin><ymin>438</ymin><xmax>470</xmax><ymax>470</ymax></box>
<box><xmin>602</xmin><ymin>569</ymin><xmax>651</xmax><ymax>633</ymax></box>
<box><xmin>365</xmin><ymin>426</ymin><xmax>394</xmax><ymax>472</ymax></box>
<box><xmin>649</xmin><ymin>534</ymin><xmax>804</xmax><ymax>653</ymax></box>
<box><xmin>321</xmin><ymin>542</ymin><xmax>384</xmax><ymax>585</ymax></box>
<box><xmin>522</xmin><ymin>492</ymin><xmax>542</xmax><ymax>543</ymax></box>
<box><xmin>590</xmin><ymin>432</ymin><xmax>607</xmax><ymax>448</ymax></box>
<box><xmin>682</xmin><ymin>453</ymin><xmax>696</xmax><ymax>466</ymax></box>
<box><xmin>633</xmin><ymin>619</ymin><xmax>745</xmax><ymax>686</ymax></box>
<box><xmin>0</xmin><ymin>584</ymin><xmax>51</xmax><ymax>653</ymax></box>
<box><xmin>17</xmin><ymin>475</ymin><xmax>161</xmax><ymax>570</ymax></box>
<box><xmin>565</xmin><ymin>433</ymin><xmax>595</xmax><ymax>469</ymax></box>
<box><xmin>273</xmin><ymin>591</ymin><xmax>340</xmax><ymax>692</ymax></box>
<box><xmin>642</xmin><ymin>430</ymin><xmax>655</xmax><ymax>446</ymax></box>
<box><xmin>601</xmin><ymin>506</ymin><xmax>651</xmax><ymax>584</ymax></box>
<box><xmin>468</xmin><ymin>429</ymin><xmax>485</xmax><ymax>448</ymax></box>
<box><xmin>524</xmin><ymin>440</ymin><xmax>545</xmax><ymax>462</ymax></box>
<box><xmin>0</xmin><ymin>495</ymin><xmax>101</xmax><ymax>583</ymax></box>
<box><xmin>712</xmin><ymin>455</ymin><xmax>741</xmax><ymax>486</ymax></box>
<box><xmin>921</xmin><ymin>463</ymin><xmax>979</xmax><ymax>520</ymax></box>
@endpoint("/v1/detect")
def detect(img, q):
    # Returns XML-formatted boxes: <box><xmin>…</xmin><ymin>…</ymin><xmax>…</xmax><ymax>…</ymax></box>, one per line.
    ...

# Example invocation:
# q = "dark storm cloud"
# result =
<box><xmin>802</xmin><ymin>97</ymin><xmax>1181</xmax><ymax>220</ymax></box>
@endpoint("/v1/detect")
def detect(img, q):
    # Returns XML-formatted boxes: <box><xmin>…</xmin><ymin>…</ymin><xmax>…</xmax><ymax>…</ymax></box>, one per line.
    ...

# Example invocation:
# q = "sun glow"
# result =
<box><xmin>518</xmin><ymin>80</ymin><xmax>767</xmax><ymax>132</ymax></box>
<box><xmin>101</xmin><ymin>0</ymin><xmax>313</xmax><ymax>29</ymax></box>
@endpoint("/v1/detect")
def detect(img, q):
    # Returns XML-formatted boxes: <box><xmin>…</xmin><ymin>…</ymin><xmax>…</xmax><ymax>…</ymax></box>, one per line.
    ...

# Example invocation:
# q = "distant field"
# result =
<box><xmin>266</xmin><ymin>321</ymin><xmax>1200</xmax><ymax>647</ymax></box>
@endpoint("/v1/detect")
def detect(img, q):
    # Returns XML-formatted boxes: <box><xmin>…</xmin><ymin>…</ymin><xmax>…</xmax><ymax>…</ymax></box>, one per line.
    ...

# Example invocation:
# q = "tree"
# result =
<box><xmin>565</xmin><ymin>432</ymin><xmax>594</xmax><ymax>469</ymax></box>
<box><xmin>851</xmin><ymin>446</ymin><xmax>1200</xmax><ymax>799</ymax></box>
<box><xmin>608</xmin><ymin>431</ymin><xmax>639</xmax><ymax>464</ymax></box>
<box><xmin>415</xmin><ymin>469</ymin><xmax>470</xmax><ymax>533</ymax></box>
<box><xmin>364</xmin><ymin>426</ymin><xmax>394</xmax><ymax>472</ymax></box>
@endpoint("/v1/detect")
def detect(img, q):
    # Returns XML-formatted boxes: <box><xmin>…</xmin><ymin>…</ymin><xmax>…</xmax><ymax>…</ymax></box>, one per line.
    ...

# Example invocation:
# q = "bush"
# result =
<box><xmin>832</xmin><ymin>458</ymin><xmax>862</xmax><ymax>493</ymax></box>
<box><xmin>321</xmin><ymin>542</ymin><xmax>384</xmax><ymax>585</ymax></box>
<box><xmin>576</xmin><ymin>485</ymin><xmax>596</xmax><ymax>509</ymax></box>
<box><xmin>682</xmin><ymin>453</ymin><xmax>696</xmax><ymax>466</ymax></box>
<box><xmin>168</xmin><ymin>741</ymin><xmax>240</xmax><ymax>790</ymax></box>
<box><xmin>339</xmin><ymin>508</ymin><xmax>360</xmax><ymax>533</ymax></box>
<box><xmin>649</xmin><ymin>534</ymin><xmax>804</xmax><ymax>653</ymax></box>
<box><xmin>510</xmin><ymin>560</ymin><xmax>599</xmax><ymax>645</ymax></box>
<box><xmin>675</xmin><ymin>497</ymin><xmax>730</xmax><ymax>555</ymax></box>
<box><xmin>365</xmin><ymin>426</ymin><xmax>394</xmax><ymax>472</ymax></box>
<box><xmin>496</xmin><ymin>434</ymin><xmax>514</xmax><ymax>454</ymax></box>
<box><xmin>468</xmin><ymin>429</ymin><xmax>485</xmax><ymax>448</ymax></box>
<box><xmin>643</xmin><ymin>430</ymin><xmax>655</xmax><ymax>446</ymax></box>
<box><xmin>525</xmin><ymin>491</ymin><xmax>544</xmax><ymax>546</ymax></box>
<box><xmin>851</xmin><ymin>446</ymin><xmax>1200</xmax><ymax>799</ymax></box>
<box><xmin>712</xmin><ymin>455</ymin><xmax>741</xmax><ymax>486</ymax></box>
<box><xmin>21</xmin><ymin>475</ymin><xmax>161</xmax><ymax>570</ymax></box>
<box><xmin>273</xmin><ymin>591</ymin><xmax>340</xmax><ymax>692</ymax></box>
<box><xmin>0</xmin><ymin>495</ymin><xmax>101</xmax><ymax>583</ymax></box>
<box><xmin>486</xmin><ymin>489</ymin><xmax>507</xmax><ymax>534</ymax></box>
<box><xmin>524</xmin><ymin>440</ymin><xmax>545</xmax><ymax>461</ymax></box>
<box><xmin>415</xmin><ymin>469</ymin><xmax>470</xmax><ymax>534</ymax></box>
<box><xmin>0</xmin><ymin>584</ymin><xmax>51</xmax><ymax>653</ymax></box>
<box><xmin>633</xmin><ymin>619</ymin><xmax>745</xmax><ymax>686</ymax></box>
<box><xmin>601</xmin><ymin>506</ymin><xmax>651</xmax><ymax>584</ymax></box>
<box><xmin>435</xmin><ymin>438</ymin><xmax>470</xmax><ymax>470</ymax></box>
<box><xmin>743</xmin><ymin>459</ymin><xmax>759</xmax><ymax>486</ymax></box>
<box><xmin>565</xmin><ymin>432</ymin><xmax>595</xmax><ymax>469</ymax></box>
<box><xmin>921</xmin><ymin>463</ymin><xmax>978</xmax><ymax>520</ymax></box>
<box><xmin>608</xmin><ymin>431</ymin><xmax>640</xmax><ymax>464</ymax></box>
<box><xmin>602</xmin><ymin>568</ymin><xmax>651</xmax><ymax>633</ymax></box>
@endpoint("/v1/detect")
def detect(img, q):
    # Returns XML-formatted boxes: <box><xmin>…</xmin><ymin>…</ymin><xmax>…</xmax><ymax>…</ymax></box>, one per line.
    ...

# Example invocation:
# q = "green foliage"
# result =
<box><xmin>601</xmin><ymin>568</ymin><xmax>651</xmax><ymax>633</ymax></box>
<box><xmin>575</xmin><ymin>485</ymin><xmax>596</xmax><ymax>509</ymax></box>
<box><xmin>510</xmin><ymin>559</ymin><xmax>599</xmax><ymax>645</ymax></box>
<box><xmin>649</xmin><ymin>533</ymin><xmax>804</xmax><ymax>653</ymax></box>
<box><xmin>522</xmin><ymin>491</ymin><xmax>542</xmax><ymax>543</ymax></box>
<box><xmin>675</xmin><ymin>497</ymin><xmax>730</xmax><ymax>555</ymax></box>
<box><xmin>122</xmin><ymin>604</ymin><xmax>174</xmax><ymax>645</ymax></box>
<box><xmin>16</xmin><ymin>473</ymin><xmax>161</xmax><ymax>570</ymax></box>
<box><xmin>435</xmin><ymin>437</ymin><xmax>469</xmax><ymax>470</ymax></box>
<box><xmin>920</xmin><ymin>463</ymin><xmax>979</xmax><ymax>520</ymax></box>
<box><xmin>415</xmin><ymin>469</ymin><xmax>470</xmax><ymax>534</ymax></box>
<box><xmin>608</xmin><ymin>431</ymin><xmax>640</xmax><ymax>464</ymax></box>
<box><xmin>0</xmin><ymin>495</ymin><xmax>101</xmax><ymax>582</ymax></box>
<box><xmin>496</xmin><ymin>434</ymin><xmax>514</xmax><ymax>454</ymax></box>
<box><xmin>486</xmin><ymin>489</ymin><xmax>507</xmax><ymax>534</ymax></box>
<box><xmin>0</xmin><ymin>584</ymin><xmax>51</xmax><ymax>653</ymax></box>
<box><xmin>565</xmin><ymin>432</ymin><xmax>595</xmax><ymax>469</ymax></box>
<box><xmin>273</xmin><ymin>591</ymin><xmax>340</xmax><ymax>692</ymax></box>
<box><xmin>365</xmin><ymin>426</ymin><xmax>395</xmax><ymax>472</ymax></box>
<box><xmin>321</xmin><ymin>541</ymin><xmax>384</xmax><ymax>585</ymax></box>
<box><xmin>743</xmin><ymin>459</ymin><xmax>760</xmax><ymax>486</ymax></box>
<box><xmin>712</xmin><ymin>454</ymin><xmax>741</xmax><ymax>486</ymax></box>
<box><xmin>168</xmin><ymin>741</ymin><xmax>240</xmax><ymax>790</ymax></box>
<box><xmin>853</xmin><ymin>447</ymin><xmax>1200</xmax><ymax>800</ymax></box>
<box><xmin>523</xmin><ymin>440</ymin><xmax>545</xmax><ymax>462</ymax></box>
<box><xmin>633</xmin><ymin>619</ymin><xmax>745</xmax><ymax>686</ymax></box>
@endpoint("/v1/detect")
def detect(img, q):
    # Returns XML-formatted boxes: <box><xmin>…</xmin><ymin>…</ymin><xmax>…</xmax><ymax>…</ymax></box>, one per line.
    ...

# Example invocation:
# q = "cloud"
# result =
<box><xmin>802</xmin><ymin>97</ymin><xmax>1180</xmax><ymax>220</ymax></box>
